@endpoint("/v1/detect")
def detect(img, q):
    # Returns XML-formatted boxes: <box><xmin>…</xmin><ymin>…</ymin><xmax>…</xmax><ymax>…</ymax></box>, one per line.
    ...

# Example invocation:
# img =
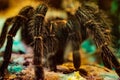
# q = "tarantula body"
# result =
<box><xmin>0</xmin><ymin>2</ymin><xmax>120</xmax><ymax>80</ymax></box>
<box><xmin>42</xmin><ymin>17</ymin><xmax>82</xmax><ymax>71</ymax></box>
<box><xmin>44</xmin><ymin>20</ymin><xmax>68</xmax><ymax>71</ymax></box>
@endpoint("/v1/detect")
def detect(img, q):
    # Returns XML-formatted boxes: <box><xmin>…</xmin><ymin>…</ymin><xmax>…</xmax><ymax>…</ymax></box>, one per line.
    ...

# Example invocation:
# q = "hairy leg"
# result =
<box><xmin>0</xmin><ymin>17</ymin><xmax>14</xmax><ymax>48</ymax></box>
<box><xmin>0</xmin><ymin>6</ymin><xmax>33</xmax><ymax>79</ymax></box>
<box><xmin>33</xmin><ymin>4</ymin><xmax>48</xmax><ymax>80</ymax></box>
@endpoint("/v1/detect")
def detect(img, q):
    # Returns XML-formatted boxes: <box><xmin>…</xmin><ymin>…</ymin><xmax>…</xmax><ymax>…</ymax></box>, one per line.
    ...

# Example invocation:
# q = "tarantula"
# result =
<box><xmin>0</xmin><ymin>2</ymin><xmax>120</xmax><ymax>80</ymax></box>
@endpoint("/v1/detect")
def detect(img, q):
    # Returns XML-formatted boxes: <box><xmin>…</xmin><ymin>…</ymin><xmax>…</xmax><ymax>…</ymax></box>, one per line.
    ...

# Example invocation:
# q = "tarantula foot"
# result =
<box><xmin>62</xmin><ymin>69</ymin><xmax>74</xmax><ymax>74</ymax></box>
<box><xmin>49</xmin><ymin>65</ymin><xmax>57</xmax><ymax>72</ymax></box>
<box><xmin>115</xmin><ymin>67</ymin><xmax>120</xmax><ymax>77</ymax></box>
<box><xmin>78</xmin><ymin>68</ymin><xmax>88</xmax><ymax>77</ymax></box>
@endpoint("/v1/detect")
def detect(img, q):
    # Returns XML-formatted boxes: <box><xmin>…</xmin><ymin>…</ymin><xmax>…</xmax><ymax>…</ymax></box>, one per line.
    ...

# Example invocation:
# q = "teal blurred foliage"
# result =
<box><xmin>8</xmin><ymin>63</ymin><xmax>24</xmax><ymax>73</ymax></box>
<box><xmin>0</xmin><ymin>40</ymin><xmax>26</xmax><ymax>53</ymax></box>
<box><xmin>81</xmin><ymin>39</ymin><xmax>96</xmax><ymax>55</ymax></box>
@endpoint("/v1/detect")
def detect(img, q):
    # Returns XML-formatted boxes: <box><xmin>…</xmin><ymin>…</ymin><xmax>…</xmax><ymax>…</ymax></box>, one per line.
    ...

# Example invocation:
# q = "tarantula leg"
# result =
<box><xmin>76</xmin><ymin>6</ymin><xmax>120</xmax><ymax>76</ymax></box>
<box><xmin>72</xmin><ymin>40</ymin><xmax>81</xmax><ymax>70</ymax></box>
<box><xmin>33</xmin><ymin>4</ymin><xmax>48</xmax><ymax>80</ymax></box>
<box><xmin>47</xmin><ymin>20</ymin><xmax>69</xmax><ymax>72</ymax></box>
<box><xmin>0</xmin><ymin>17</ymin><xmax>14</xmax><ymax>48</ymax></box>
<box><xmin>101</xmin><ymin>45</ymin><xmax>113</xmax><ymax>69</ymax></box>
<box><xmin>67</xmin><ymin>19</ymin><xmax>81</xmax><ymax>70</ymax></box>
<box><xmin>0</xmin><ymin>6</ymin><xmax>33</xmax><ymax>79</ymax></box>
<box><xmin>101</xmin><ymin>45</ymin><xmax>120</xmax><ymax>76</ymax></box>
<box><xmin>48</xmin><ymin>53</ymin><xmax>57</xmax><ymax>71</ymax></box>
<box><xmin>0</xmin><ymin>34</ymin><xmax>13</xmax><ymax>79</ymax></box>
<box><xmin>45</xmin><ymin>23</ymin><xmax>58</xmax><ymax>72</ymax></box>
<box><xmin>0</xmin><ymin>17</ymin><xmax>25</xmax><ymax>78</ymax></box>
